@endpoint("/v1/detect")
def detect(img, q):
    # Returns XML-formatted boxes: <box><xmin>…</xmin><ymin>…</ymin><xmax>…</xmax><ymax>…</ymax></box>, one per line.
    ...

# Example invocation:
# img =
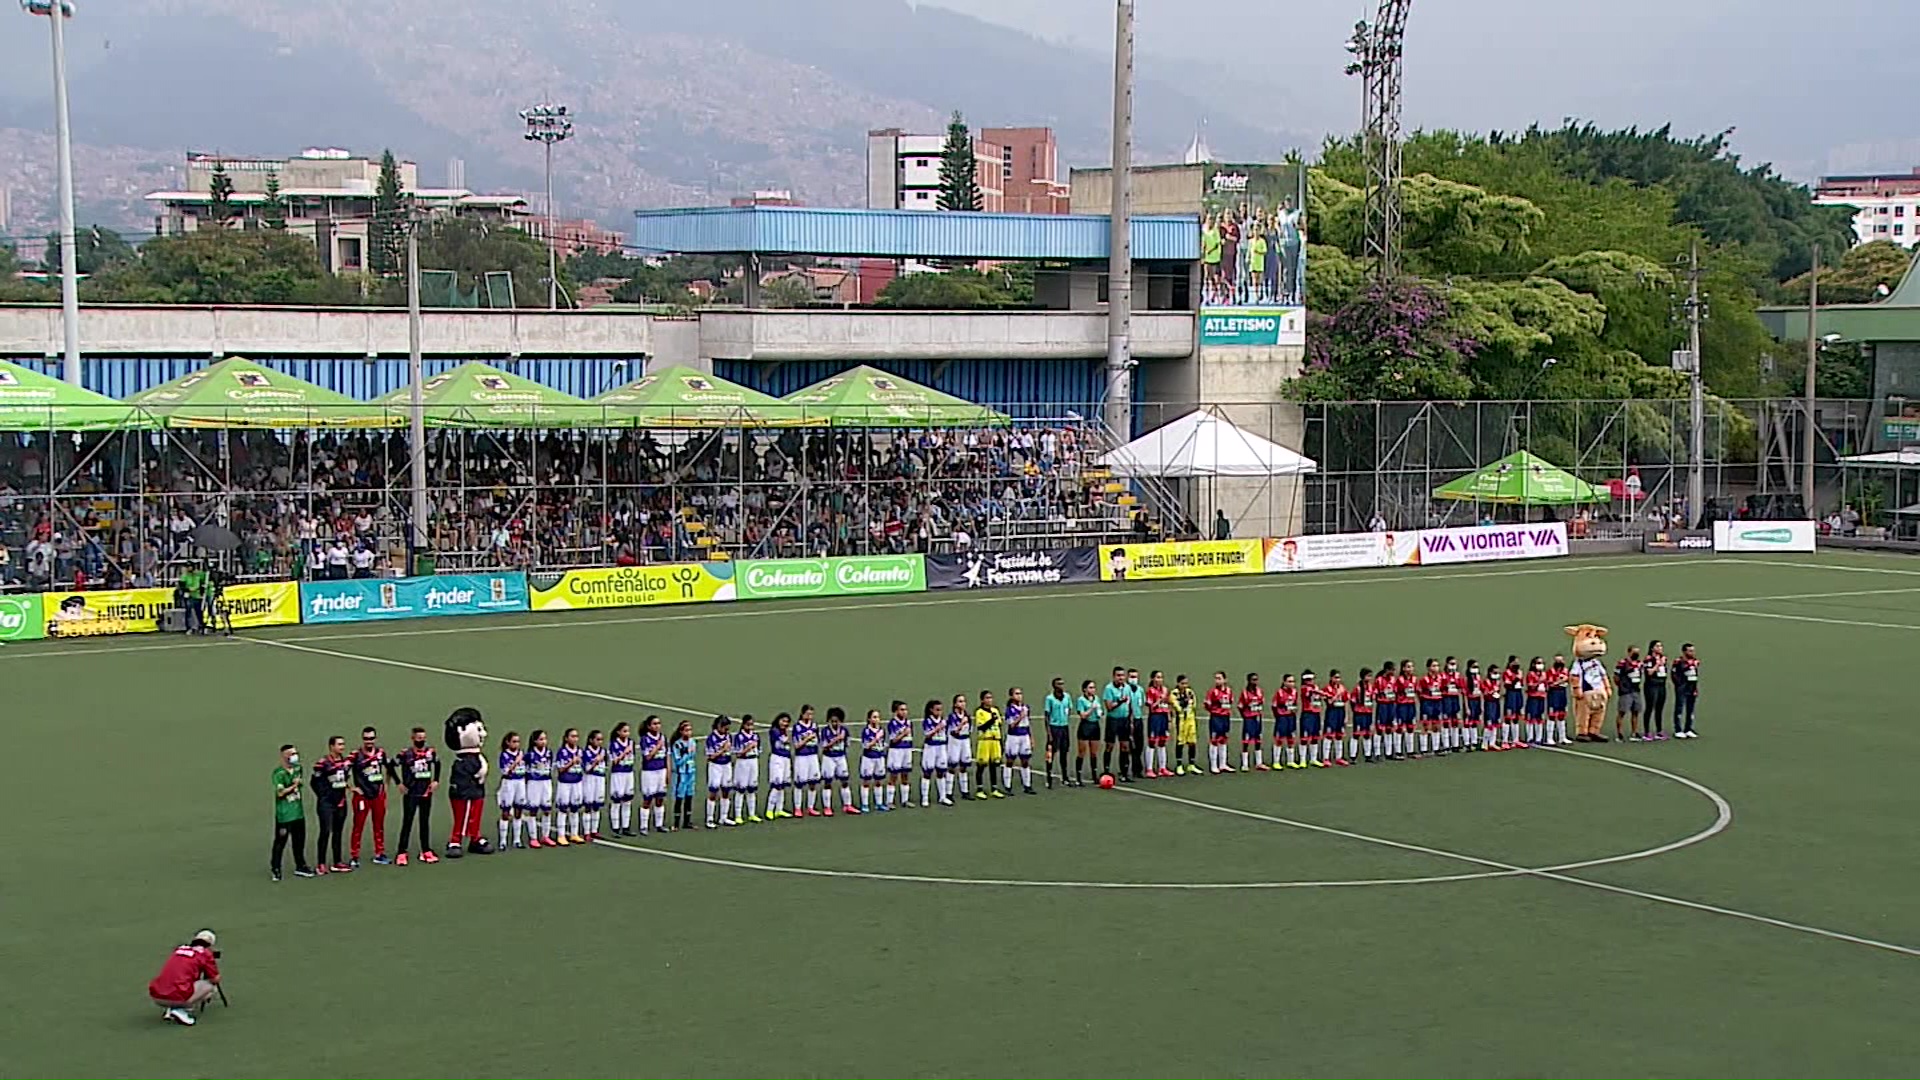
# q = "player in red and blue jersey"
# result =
<box><xmin>1269</xmin><ymin>674</ymin><xmax>1297</xmax><ymax>769</ymax></box>
<box><xmin>1299</xmin><ymin>671</ymin><xmax>1325</xmax><ymax>768</ymax></box>
<box><xmin>1524</xmin><ymin>658</ymin><xmax>1549</xmax><ymax>745</ymax></box>
<box><xmin>1546</xmin><ymin>655</ymin><xmax>1572</xmax><ymax>746</ymax></box>
<box><xmin>1440</xmin><ymin>657</ymin><xmax>1465</xmax><ymax>753</ymax></box>
<box><xmin>1143</xmin><ymin>672</ymin><xmax>1172</xmax><ymax>778</ymax></box>
<box><xmin>1324</xmin><ymin>670</ymin><xmax>1350</xmax><ymax>766</ymax></box>
<box><xmin>1205</xmin><ymin>672</ymin><xmax>1235</xmax><ymax>774</ymax></box>
<box><xmin>1239</xmin><ymin>673</ymin><xmax>1267</xmax><ymax>772</ymax></box>
<box><xmin>1353</xmin><ymin>667</ymin><xmax>1378</xmax><ymax>763</ymax></box>
<box><xmin>1394</xmin><ymin>659</ymin><xmax>1419</xmax><ymax>760</ymax></box>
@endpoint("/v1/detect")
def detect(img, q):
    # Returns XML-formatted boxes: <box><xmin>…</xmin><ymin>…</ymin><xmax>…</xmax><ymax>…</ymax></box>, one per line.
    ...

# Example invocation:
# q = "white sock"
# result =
<box><xmin>768</xmin><ymin>788</ymin><xmax>782</xmax><ymax>815</ymax></box>
<box><xmin>860</xmin><ymin>786</ymin><xmax>871</xmax><ymax>809</ymax></box>
<box><xmin>1021</xmin><ymin>765</ymin><xmax>1032</xmax><ymax>789</ymax></box>
<box><xmin>938</xmin><ymin>775</ymin><xmax>952</xmax><ymax>801</ymax></box>
<box><xmin>957</xmin><ymin>770</ymin><xmax>969</xmax><ymax>796</ymax></box>
<box><xmin>920</xmin><ymin>777</ymin><xmax>931</xmax><ymax>804</ymax></box>
<box><xmin>652</xmin><ymin>805</ymin><xmax>665</xmax><ymax>830</ymax></box>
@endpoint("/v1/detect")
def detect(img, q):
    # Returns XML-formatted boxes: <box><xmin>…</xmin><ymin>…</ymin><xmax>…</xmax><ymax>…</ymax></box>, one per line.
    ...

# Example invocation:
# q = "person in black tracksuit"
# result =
<box><xmin>395</xmin><ymin>727</ymin><xmax>441</xmax><ymax>863</ymax></box>
<box><xmin>310</xmin><ymin>736</ymin><xmax>352</xmax><ymax>871</ymax></box>
<box><xmin>1644</xmin><ymin>641</ymin><xmax>1670</xmax><ymax>739</ymax></box>
<box><xmin>1672</xmin><ymin>643</ymin><xmax>1701</xmax><ymax>738</ymax></box>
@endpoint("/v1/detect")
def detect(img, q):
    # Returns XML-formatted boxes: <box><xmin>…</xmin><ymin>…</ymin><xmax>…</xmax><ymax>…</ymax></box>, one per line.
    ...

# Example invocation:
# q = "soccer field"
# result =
<box><xmin>3</xmin><ymin>552</ymin><xmax>1918</xmax><ymax>1078</ymax></box>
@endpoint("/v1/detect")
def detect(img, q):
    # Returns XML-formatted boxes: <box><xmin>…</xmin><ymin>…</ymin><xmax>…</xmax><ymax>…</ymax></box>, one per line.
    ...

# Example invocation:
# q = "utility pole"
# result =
<box><xmin>1685</xmin><ymin>240</ymin><xmax>1705</xmax><ymax>527</ymax></box>
<box><xmin>1803</xmin><ymin>242</ymin><xmax>1819</xmax><ymax>512</ymax></box>
<box><xmin>1102</xmin><ymin>0</ymin><xmax>1134</xmax><ymax>441</ymax></box>
<box><xmin>406</xmin><ymin>226</ymin><xmax>429</xmax><ymax>568</ymax></box>
<box><xmin>24</xmin><ymin>0</ymin><xmax>82</xmax><ymax>384</ymax></box>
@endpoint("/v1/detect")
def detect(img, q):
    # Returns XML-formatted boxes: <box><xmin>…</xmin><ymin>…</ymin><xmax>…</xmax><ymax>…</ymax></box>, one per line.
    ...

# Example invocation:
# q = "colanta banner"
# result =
<box><xmin>926</xmin><ymin>548</ymin><xmax>1101</xmax><ymax>591</ymax></box>
<box><xmin>0</xmin><ymin>593</ymin><xmax>45</xmax><ymax>641</ymax></box>
<box><xmin>301</xmin><ymin>573</ymin><xmax>530</xmax><ymax>625</ymax></box>
<box><xmin>528</xmin><ymin>563</ymin><xmax>736</xmax><ymax>611</ymax></box>
<box><xmin>736</xmin><ymin>555</ymin><xmax>926</xmax><ymax>601</ymax></box>
<box><xmin>1713</xmin><ymin>520</ymin><xmax>1816</xmax><ymax>554</ymax></box>
<box><xmin>1263</xmin><ymin>532</ymin><xmax>1421</xmax><ymax>573</ymax></box>
<box><xmin>1098</xmin><ymin>539</ymin><xmax>1262</xmax><ymax>582</ymax></box>
<box><xmin>40</xmin><ymin>580</ymin><xmax>300</xmax><ymax>637</ymax></box>
<box><xmin>1417</xmin><ymin>523</ymin><xmax>1569</xmax><ymax>566</ymax></box>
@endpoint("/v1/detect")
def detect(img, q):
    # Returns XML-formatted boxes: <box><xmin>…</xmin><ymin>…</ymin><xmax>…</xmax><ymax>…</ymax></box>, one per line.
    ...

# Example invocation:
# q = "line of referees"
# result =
<box><xmin>0</xmin><ymin>521</ymin><xmax>1585</xmax><ymax>644</ymax></box>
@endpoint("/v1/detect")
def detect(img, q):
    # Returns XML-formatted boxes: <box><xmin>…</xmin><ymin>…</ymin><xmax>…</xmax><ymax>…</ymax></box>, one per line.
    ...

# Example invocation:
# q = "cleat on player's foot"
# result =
<box><xmin>975</xmin><ymin>791</ymin><xmax>990</xmax><ymax>801</ymax></box>
<box><xmin>555</xmin><ymin>834</ymin><xmax>571</xmax><ymax>847</ymax></box>
<box><xmin>823</xmin><ymin>808</ymin><xmax>835</xmax><ymax>817</ymax></box>
<box><xmin>420</xmin><ymin>850</ymin><xmax>439</xmax><ymax>864</ymax></box>
<box><xmin>991</xmin><ymin>789</ymin><xmax>1006</xmax><ymax>798</ymax></box>
<box><xmin>746</xmin><ymin>815</ymin><xmax>762</xmax><ymax>824</ymax></box>
<box><xmin>332</xmin><ymin>862</ymin><xmax>353</xmax><ymax>873</ymax></box>
<box><xmin>843</xmin><ymin>806</ymin><xmax>860</xmax><ymax>815</ymax></box>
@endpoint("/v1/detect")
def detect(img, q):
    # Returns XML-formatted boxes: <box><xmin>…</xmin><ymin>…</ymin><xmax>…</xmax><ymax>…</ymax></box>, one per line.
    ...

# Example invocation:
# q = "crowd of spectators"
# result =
<box><xmin>0</xmin><ymin>420</ymin><xmax>1139</xmax><ymax>590</ymax></box>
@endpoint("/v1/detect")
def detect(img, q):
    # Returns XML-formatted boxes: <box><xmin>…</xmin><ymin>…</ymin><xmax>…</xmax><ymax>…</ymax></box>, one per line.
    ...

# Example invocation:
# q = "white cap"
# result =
<box><xmin>192</xmin><ymin>929</ymin><xmax>217</xmax><ymax>948</ymax></box>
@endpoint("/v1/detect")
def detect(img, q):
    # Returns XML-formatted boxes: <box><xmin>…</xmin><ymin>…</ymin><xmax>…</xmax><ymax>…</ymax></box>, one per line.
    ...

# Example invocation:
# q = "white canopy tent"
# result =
<box><xmin>1098</xmin><ymin>408</ymin><xmax>1318</xmax><ymax>478</ymax></box>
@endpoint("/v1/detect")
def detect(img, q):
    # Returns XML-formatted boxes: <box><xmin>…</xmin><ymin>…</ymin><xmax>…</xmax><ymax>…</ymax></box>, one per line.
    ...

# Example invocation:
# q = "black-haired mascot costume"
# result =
<box><xmin>445</xmin><ymin>707</ymin><xmax>494</xmax><ymax>857</ymax></box>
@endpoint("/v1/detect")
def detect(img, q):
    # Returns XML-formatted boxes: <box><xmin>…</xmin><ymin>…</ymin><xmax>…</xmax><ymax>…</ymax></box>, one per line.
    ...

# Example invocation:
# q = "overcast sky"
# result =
<box><xmin>925</xmin><ymin>0</ymin><xmax>1919</xmax><ymax>180</ymax></box>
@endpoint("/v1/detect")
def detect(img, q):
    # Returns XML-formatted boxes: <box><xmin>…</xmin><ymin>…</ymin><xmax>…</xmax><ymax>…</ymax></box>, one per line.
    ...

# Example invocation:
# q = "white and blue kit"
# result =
<box><xmin>793</xmin><ymin>718</ymin><xmax>822</xmax><ymax>786</ymax></box>
<box><xmin>640</xmin><ymin>732</ymin><xmax>668</xmax><ymax>799</ymax></box>
<box><xmin>821</xmin><ymin>723</ymin><xmax>850</xmax><ymax>782</ymax></box>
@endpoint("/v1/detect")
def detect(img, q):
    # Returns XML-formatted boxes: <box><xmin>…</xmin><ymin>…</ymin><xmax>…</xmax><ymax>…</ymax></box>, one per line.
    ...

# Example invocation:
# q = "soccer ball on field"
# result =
<box><xmin>1099</xmin><ymin>774</ymin><xmax>1115</xmax><ymax>790</ymax></box>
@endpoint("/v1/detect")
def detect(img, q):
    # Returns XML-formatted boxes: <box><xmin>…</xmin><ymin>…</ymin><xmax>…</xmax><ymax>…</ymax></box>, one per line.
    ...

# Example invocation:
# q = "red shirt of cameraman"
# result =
<box><xmin>148</xmin><ymin>944</ymin><xmax>218</xmax><ymax>1003</ymax></box>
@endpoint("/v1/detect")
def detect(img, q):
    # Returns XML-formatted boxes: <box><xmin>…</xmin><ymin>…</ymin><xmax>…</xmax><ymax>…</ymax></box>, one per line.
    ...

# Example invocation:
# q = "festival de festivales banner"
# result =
<box><xmin>1098</xmin><ymin>539</ymin><xmax>1262</xmax><ymax>582</ymax></box>
<box><xmin>1199</xmin><ymin>162</ymin><xmax>1306</xmax><ymax>347</ymax></box>
<box><xmin>925</xmin><ymin>548</ymin><xmax>1101</xmax><ymax>591</ymax></box>
<box><xmin>734</xmin><ymin>556</ymin><xmax>926</xmax><ymax>601</ymax></box>
<box><xmin>40</xmin><ymin>581</ymin><xmax>300</xmax><ymax>636</ymax></box>
<box><xmin>527</xmin><ymin>563</ymin><xmax>735</xmax><ymax>611</ymax></box>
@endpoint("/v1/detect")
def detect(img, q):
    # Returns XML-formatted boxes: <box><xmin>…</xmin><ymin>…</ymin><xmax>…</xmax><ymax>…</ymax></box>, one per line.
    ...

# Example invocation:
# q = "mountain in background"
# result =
<box><xmin>0</xmin><ymin>0</ymin><xmax>1310</xmax><ymax>238</ymax></box>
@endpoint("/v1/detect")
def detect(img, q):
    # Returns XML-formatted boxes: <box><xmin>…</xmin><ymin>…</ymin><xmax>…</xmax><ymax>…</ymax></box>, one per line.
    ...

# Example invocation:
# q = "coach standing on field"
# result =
<box><xmin>270</xmin><ymin>745</ymin><xmax>314</xmax><ymax>882</ymax></box>
<box><xmin>311</xmin><ymin>736</ymin><xmax>351</xmax><ymax>873</ymax></box>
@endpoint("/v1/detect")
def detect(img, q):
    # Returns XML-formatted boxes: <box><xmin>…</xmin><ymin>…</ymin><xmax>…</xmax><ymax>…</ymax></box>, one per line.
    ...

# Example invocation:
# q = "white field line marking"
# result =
<box><xmin>1722</xmin><ymin>557</ymin><xmax>1920</xmax><ymax>577</ymax></box>
<box><xmin>1127</xmin><ymin>758</ymin><xmax>1920</xmax><ymax>960</ymax></box>
<box><xmin>1649</xmin><ymin>603</ymin><xmax>1920</xmax><ymax>633</ymax></box>
<box><xmin>594</xmin><ymin>750</ymin><xmax>1727</xmax><ymax>891</ymax></box>
<box><xmin>0</xmin><ymin>558</ymin><xmax>1692</xmax><ymax>662</ymax></box>
<box><xmin>1647</xmin><ymin>586</ymin><xmax>1920</xmax><ymax>607</ymax></box>
<box><xmin>259</xmin><ymin>635</ymin><xmax>1916</xmax><ymax>959</ymax></box>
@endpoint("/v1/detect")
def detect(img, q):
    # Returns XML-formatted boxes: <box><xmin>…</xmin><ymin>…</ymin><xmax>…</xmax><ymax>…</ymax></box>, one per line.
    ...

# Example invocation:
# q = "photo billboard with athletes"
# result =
<box><xmin>1199</xmin><ymin>162</ymin><xmax>1306</xmax><ymax>347</ymax></box>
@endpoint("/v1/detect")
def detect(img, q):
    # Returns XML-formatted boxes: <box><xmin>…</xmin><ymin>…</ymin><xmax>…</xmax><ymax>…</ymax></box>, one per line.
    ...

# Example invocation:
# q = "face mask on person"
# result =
<box><xmin>288</xmin><ymin>753</ymin><xmax>300</xmax><ymax>766</ymax></box>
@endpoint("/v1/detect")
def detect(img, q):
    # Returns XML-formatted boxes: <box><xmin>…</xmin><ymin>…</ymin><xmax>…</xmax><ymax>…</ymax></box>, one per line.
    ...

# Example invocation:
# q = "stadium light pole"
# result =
<box><xmin>1102</xmin><ymin>0</ymin><xmax>1135</xmax><ymax>442</ymax></box>
<box><xmin>23</xmin><ymin>0</ymin><xmax>82</xmax><ymax>385</ymax></box>
<box><xmin>1802</xmin><ymin>242</ymin><xmax>1818</xmax><ymax>511</ymax></box>
<box><xmin>520</xmin><ymin>103</ymin><xmax>574</xmax><ymax>311</ymax></box>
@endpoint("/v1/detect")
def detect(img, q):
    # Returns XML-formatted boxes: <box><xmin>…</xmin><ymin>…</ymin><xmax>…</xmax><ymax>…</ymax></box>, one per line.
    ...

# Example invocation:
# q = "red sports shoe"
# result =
<box><xmin>1255</xmin><ymin>763</ymin><xmax>1271</xmax><ymax>772</ymax></box>
<box><xmin>1161</xmin><ymin>769</ymin><xmax>1176</xmax><ymax>778</ymax></box>
<box><xmin>331</xmin><ymin>862</ymin><xmax>353</xmax><ymax>873</ymax></box>
<box><xmin>807</xmin><ymin>809</ymin><xmax>823</xmax><ymax>818</ymax></box>
<box><xmin>420</xmin><ymin>849</ymin><xmax>440</xmax><ymax>864</ymax></box>
<box><xmin>394</xmin><ymin>852</ymin><xmax>409</xmax><ymax>867</ymax></box>
<box><xmin>822</xmin><ymin>808</ymin><xmax>834</xmax><ymax>817</ymax></box>
<box><xmin>314</xmin><ymin>864</ymin><xmax>329</xmax><ymax>875</ymax></box>
<box><xmin>1334</xmin><ymin>758</ymin><xmax>1351</xmax><ymax>767</ymax></box>
<box><xmin>844</xmin><ymin>806</ymin><xmax>862</xmax><ymax>815</ymax></box>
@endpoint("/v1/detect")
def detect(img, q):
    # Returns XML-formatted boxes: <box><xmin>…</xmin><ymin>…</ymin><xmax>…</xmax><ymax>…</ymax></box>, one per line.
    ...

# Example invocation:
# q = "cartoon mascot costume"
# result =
<box><xmin>445</xmin><ymin>707</ymin><xmax>494</xmax><ymax>857</ymax></box>
<box><xmin>1566</xmin><ymin>625</ymin><xmax>1611</xmax><ymax>743</ymax></box>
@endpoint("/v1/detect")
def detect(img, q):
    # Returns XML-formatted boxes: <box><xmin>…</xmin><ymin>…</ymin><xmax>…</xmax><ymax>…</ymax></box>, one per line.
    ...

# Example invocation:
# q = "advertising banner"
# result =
<box><xmin>301</xmin><ymin>573</ymin><xmax>530</xmax><ymax>625</ymax></box>
<box><xmin>926</xmin><ymin>548</ymin><xmax>1100</xmax><ymax>591</ymax></box>
<box><xmin>736</xmin><ymin>556</ymin><xmax>926</xmax><ymax>601</ymax></box>
<box><xmin>1200</xmin><ymin>162</ymin><xmax>1306</xmax><ymax>347</ymax></box>
<box><xmin>41</xmin><ymin>580</ymin><xmax>300</xmax><ymax>637</ymax></box>
<box><xmin>1643</xmin><ymin>530</ymin><xmax>1715</xmax><ymax>555</ymax></box>
<box><xmin>1713</xmin><ymin>520</ymin><xmax>1817</xmax><ymax>554</ymax></box>
<box><xmin>528</xmin><ymin>563</ymin><xmax>735</xmax><ymax>612</ymax></box>
<box><xmin>1263</xmin><ymin>532</ymin><xmax>1421</xmax><ymax>573</ymax></box>
<box><xmin>1417</xmin><ymin>523</ymin><xmax>1569</xmax><ymax>566</ymax></box>
<box><xmin>0</xmin><ymin>593</ymin><xmax>45</xmax><ymax>641</ymax></box>
<box><xmin>1098</xmin><ymin>539</ymin><xmax>1262</xmax><ymax>582</ymax></box>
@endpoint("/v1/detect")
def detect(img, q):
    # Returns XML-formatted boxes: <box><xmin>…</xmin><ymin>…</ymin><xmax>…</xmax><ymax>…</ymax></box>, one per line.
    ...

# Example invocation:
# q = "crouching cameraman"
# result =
<box><xmin>147</xmin><ymin>930</ymin><xmax>222</xmax><ymax>1027</ymax></box>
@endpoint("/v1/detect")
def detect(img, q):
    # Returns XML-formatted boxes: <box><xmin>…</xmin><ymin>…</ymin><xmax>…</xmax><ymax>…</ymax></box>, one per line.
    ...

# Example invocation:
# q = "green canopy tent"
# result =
<box><xmin>129</xmin><ymin>357</ymin><xmax>398</xmax><ymax>429</ymax></box>
<box><xmin>1431</xmin><ymin>450</ymin><xmax>1607</xmax><ymax>505</ymax></box>
<box><xmin>781</xmin><ymin>365</ymin><xmax>1010</xmax><ymax>428</ymax></box>
<box><xmin>0</xmin><ymin>359</ymin><xmax>152</xmax><ymax>431</ymax></box>
<box><xmin>372</xmin><ymin>361</ymin><xmax>600</xmax><ymax>428</ymax></box>
<box><xmin>592</xmin><ymin>365</ymin><xmax>814</xmax><ymax>428</ymax></box>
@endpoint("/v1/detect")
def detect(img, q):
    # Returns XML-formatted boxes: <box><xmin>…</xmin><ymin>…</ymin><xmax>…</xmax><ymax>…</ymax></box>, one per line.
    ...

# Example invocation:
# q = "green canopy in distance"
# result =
<box><xmin>0</xmin><ymin>359</ymin><xmax>153</xmax><ymax>432</ymax></box>
<box><xmin>1431</xmin><ymin>450</ymin><xmax>1607</xmax><ymax>506</ymax></box>
<box><xmin>130</xmin><ymin>357</ymin><xmax>397</xmax><ymax>429</ymax></box>
<box><xmin>373</xmin><ymin>361</ymin><xmax>599</xmax><ymax>428</ymax></box>
<box><xmin>592</xmin><ymin>365</ymin><xmax>813</xmax><ymax>428</ymax></box>
<box><xmin>781</xmin><ymin>365</ymin><xmax>1010</xmax><ymax>428</ymax></box>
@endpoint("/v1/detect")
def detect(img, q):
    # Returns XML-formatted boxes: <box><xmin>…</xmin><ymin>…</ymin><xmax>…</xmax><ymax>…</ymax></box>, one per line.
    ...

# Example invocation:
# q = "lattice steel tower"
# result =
<box><xmin>1346</xmin><ymin>0</ymin><xmax>1411</xmax><ymax>281</ymax></box>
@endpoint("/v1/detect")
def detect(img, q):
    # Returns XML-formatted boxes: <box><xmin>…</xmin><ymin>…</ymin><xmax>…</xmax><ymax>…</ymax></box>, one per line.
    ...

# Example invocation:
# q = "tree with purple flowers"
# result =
<box><xmin>1291</xmin><ymin>279</ymin><xmax>1477</xmax><ymax>402</ymax></box>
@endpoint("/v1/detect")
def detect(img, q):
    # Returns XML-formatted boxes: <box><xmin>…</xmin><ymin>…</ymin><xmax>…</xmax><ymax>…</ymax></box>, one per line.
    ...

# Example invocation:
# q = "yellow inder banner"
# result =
<box><xmin>528</xmin><ymin>564</ymin><xmax>737</xmax><ymax>611</ymax></box>
<box><xmin>1097</xmin><ymin>539</ymin><xmax>1262</xmax><ymax>582</ymax></box>
<box><xmin>41</xmin><ymin>581</ymin><xmax>300</xmax><ymax>637</ymax></box>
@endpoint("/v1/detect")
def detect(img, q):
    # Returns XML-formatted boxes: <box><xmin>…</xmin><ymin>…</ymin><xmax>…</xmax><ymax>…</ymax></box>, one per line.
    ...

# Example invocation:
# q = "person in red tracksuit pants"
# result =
<box><xmin>350</xmin><ymin>726</ymin><xmax>399</xmax><ymax>867</ymax></box>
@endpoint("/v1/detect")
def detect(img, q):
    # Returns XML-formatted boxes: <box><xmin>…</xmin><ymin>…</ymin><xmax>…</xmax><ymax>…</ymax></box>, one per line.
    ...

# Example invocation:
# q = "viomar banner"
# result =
<box><xmin>1418</xmin><ymin>523</ymin><xmax>1569</xmax><ymax>566</ymax></box>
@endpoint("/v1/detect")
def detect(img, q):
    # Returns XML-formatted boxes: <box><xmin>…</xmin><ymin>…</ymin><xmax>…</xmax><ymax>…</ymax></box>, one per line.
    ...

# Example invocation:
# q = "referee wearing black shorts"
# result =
<box><xmin>1102</xmin><ymin>667</ymin><xmax>1134</xmax><ymax>783</ymax></box>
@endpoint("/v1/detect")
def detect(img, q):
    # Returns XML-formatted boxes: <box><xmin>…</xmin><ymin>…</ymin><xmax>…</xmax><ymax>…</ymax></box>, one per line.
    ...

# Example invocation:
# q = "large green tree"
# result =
<box><xmin>40</xmin><ymin>225</ymin><xmax>136</xmax><ymax>276</ymax></box>
<box><xmin>394</xmin><ymin>216</ymin><xmax>569</xmax><ymax>309</ymax></box>
<box><xmin>368</xmin><ymin>149</ymin><xmax>407</xmax><ymax>277</ymax></box>
<box><xmin>1780</xmin><ymin>240</ymin><xmax>1915</xmax><ymax>304</ymax></box>
<box><xmin>207</xmin><ymin>162</ymin><xmax>235</xmax><ymax>225</ymax></box>
<box><xmin>83</xmin><ymin>230</ymin><xmax>363</xmax><ymax>305</ymax></box>
<box><xmin>261</xmin><ymin>171</ymin><xmax>288</xmax><ymax>231</ymax></box>
<box><xmin>936</xmin><ymin>111</ymin><xmax>983</xmax><ymax>212</ymax></box>
<box><xmin>876</xmin><ymin>268</ymin><xmax>1022</xmax><ymax>309</ymax></box>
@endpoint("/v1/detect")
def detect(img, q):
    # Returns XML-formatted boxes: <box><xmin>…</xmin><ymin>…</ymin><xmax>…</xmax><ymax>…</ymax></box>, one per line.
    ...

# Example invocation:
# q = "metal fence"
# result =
<box><xmin>5</xmin><ymin>395</ymin><xmax>1914</xmax><ymax>592</ymax></box>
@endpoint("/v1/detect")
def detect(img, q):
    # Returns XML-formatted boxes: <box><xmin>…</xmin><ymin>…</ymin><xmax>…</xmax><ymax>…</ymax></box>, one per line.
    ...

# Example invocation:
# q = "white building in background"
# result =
<box><xmin>865</xmin><ymin>126</ymin><xmax>1067</xmax><ymax>214</ymax></box>
<box><xmin>1816</xmin><ymin>167</ymin><xmax>1920</xmax><ymax>249</ymax></box>
<box><xmin>143</xmin><ymin>148</ymin><xmax>527</xmax><ymax>273</ymax></box>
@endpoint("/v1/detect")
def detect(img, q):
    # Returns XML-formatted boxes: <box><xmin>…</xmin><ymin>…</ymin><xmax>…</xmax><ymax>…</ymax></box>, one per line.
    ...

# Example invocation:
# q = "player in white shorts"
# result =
<box><xmin>1004</xmin><ymin>686</ymin><xmax>1036</xmax><ymax>795</ymax></box>
<box><xmin>607</xmin><ymin>721</ymin><xmax>638</xmax><ymax>837</ymax></box>
<box><xmin>792</xmin><ymin>705</ymin><xmax>824</xmax><ymax>817</ymax></box>
<box><xmin>637</xmin><ymin>716</ymin><xmax>669</xmax><ymax>834</ymax></box>
<box><xmin>858</xmin><ymin>709</ymin><xmax>889</xmax><ymax>812</ymax></box>
<box><xmin>947</xmin><ymin>692</ymin><xmax>975</xmax><ymax>799</ymax></box>
<box><xmin>730</xmin><ymin>715</ymin><xmax>762</xmax><ymax>824</ymax></box>
<box><xmin>920</xmin><ymin>699</ymin><xmax>952</xmax><ymax>807</ymax></box>
<box><xmin>765</xmin><ymin>712</ymin><xmax>795</xmax><ymax>820</ymax></box>
<box><xmin>885</xmin><ymin>700</ymin><xmax>914</xmax><ymax>807</ymax></box>
<box><xmin>553</xmin><ymin>728</ymin><xmax>586</xmax><ymax>845</ymax></box>
<box><xmin>522</xmin><ymin>730</ymin><xmax>556</xmax><ymax>848</ymax></box>
<box><xmin>704</xmin><ymin>716</ymin><xmax>734</xmax><ymax>829</ymax></box>
<box><xmin>496</xmin><ymin>731</ymin><xmax>527</xmax><ymax>851</ymax></box>
<box><xmin>821</xmin><ymin>706</ymin><xmax>855</xmax><ymax>814</ymax></box>
<box><xmin>582</xmin><ymin>729</ymin><xmax>608</xmax><ymax>841</ymax></box>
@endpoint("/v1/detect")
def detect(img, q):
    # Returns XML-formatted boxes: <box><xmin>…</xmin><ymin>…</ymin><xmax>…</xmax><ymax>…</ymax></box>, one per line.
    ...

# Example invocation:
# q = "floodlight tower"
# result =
<box><xmin>1347</xmin><ymin>0</ymin><xmax>1411</xmax><ymax>282</ymax></box>
<box><xmin>22</xmin><ymin>0</ymin><xmax>82</xmax><ymax>384</ymax></box>
<box><xmin>520</xmin><ymin>102</ymin><xmax>575</xmax><ymax>310</ymax></box>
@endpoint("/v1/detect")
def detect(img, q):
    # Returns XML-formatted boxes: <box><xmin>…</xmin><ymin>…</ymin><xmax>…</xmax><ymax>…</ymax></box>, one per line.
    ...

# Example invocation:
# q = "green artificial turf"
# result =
<box><xmin>2</xmin><ymin>552</ymin><xmax>1917</xmax><ymax>1078</ymax></box>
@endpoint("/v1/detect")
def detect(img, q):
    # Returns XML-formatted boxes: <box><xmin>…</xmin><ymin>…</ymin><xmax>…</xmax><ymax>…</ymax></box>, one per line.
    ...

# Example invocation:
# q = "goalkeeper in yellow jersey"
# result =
<box><xmin>1171</xmin><ymin>673</ymin><xmax>1201</xmax><ymax>775</ymax></box>
<box><xmin>972</xmin><ymin>690</ymin><xmax>1007</xmax><ymax>800</ymax></box>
